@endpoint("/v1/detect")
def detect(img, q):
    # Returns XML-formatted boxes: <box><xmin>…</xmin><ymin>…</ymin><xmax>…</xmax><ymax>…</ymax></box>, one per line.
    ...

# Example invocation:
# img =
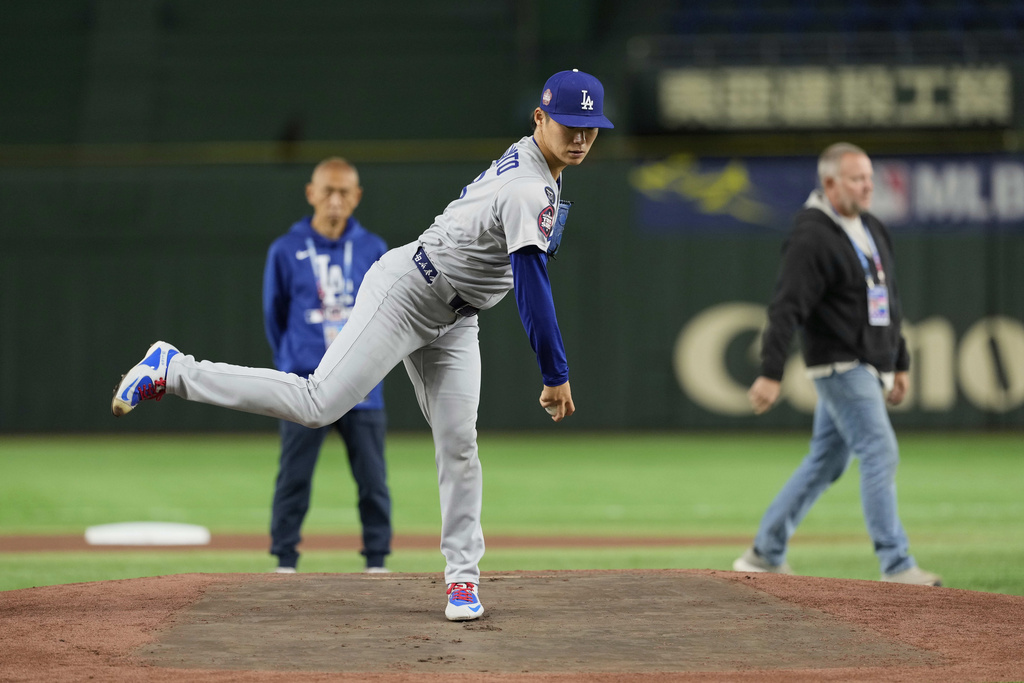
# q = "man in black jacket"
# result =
<box><xmin>733</xmin><ymin>142</ymin><xmax>941</xmax><ymax>586</ymax></box>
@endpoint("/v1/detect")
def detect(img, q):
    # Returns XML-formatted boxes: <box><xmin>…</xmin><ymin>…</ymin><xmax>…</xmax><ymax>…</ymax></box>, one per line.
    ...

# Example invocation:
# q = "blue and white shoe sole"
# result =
<box><xmin>445</xmin><ymin>602</ymin><xmax>484</xmax><ymax>621</ymax></box>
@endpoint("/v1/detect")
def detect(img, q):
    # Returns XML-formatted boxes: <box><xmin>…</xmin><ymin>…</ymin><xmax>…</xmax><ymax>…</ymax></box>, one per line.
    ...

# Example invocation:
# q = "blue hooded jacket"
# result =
<box><xmin>263</xmin><ymin>216</ymin><xmax>387</xmax><ymax>411</ymax></box>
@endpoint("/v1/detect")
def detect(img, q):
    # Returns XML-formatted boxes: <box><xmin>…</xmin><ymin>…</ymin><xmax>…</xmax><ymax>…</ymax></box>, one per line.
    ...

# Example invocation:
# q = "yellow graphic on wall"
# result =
<box><xmin>630</xmin><ymin>154</ymin><xmax>778</xmax><ymax>227</ymax></box>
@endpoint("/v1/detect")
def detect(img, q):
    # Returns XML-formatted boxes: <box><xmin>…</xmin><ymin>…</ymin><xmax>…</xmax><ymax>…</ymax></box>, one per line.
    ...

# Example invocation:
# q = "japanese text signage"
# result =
<box><xmin>658</xmin><ymin>65</ymin><xmax>1012</xmax><ymax>130</ymax></box>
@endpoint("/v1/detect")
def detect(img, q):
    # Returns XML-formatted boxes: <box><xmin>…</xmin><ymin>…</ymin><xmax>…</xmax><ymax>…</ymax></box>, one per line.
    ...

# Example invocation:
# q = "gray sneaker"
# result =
<box><xmin>732</xmin><ymin>546</ymin><xmax>795</xmax><ymax>575</ymax></box>
<box><xmin>881</xmin><ymin>566</ymin><xmax>941</xmax><ymax>586</ymax></box>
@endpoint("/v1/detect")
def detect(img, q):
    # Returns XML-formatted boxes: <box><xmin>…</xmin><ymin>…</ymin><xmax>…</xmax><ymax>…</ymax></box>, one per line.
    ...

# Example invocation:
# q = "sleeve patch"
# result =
<box><xmin>537</xmin><ymin>205</ymin><xmax>555</xmax><ymax>238</ymax></box>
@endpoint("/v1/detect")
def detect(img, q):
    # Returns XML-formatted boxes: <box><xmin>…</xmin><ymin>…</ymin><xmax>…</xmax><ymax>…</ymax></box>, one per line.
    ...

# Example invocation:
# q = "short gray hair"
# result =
<box><xmin>818</xmin><ymin>142</ymin><xmax>867</xmax><ymax>187</ymax></box>
<box><xmin>312</xmin><ymin>157</ymin><xmax>358</xmax><ymax>183</ymax></box>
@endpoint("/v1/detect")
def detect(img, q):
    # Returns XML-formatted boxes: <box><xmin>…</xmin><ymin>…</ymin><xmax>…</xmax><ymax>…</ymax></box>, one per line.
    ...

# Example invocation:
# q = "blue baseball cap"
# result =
<box><xmin>539</xmin><ymin>69</ymin><xmax>614</xmax><ymax>129</ymax></box>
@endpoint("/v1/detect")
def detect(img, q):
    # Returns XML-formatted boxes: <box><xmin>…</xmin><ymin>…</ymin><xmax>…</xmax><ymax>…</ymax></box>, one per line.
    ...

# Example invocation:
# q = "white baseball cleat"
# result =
<box><xmin>445</xmin><ymin>582</ymin><xmax>484</xmax><ymax>621</ymax></box>
<box><xmin>111</xmin><ymin>341</ymin><xmax>179</xmax><ymax>417</ymax></box>
<box><xmin>881</xmin><ymin>566</ymin><xmax>942</xmax><ymax>586</ymax></box>
<box><xmin>732</xmin><ymin>546</ymin><xmax>795</xmax><ymax>575</ymax></box>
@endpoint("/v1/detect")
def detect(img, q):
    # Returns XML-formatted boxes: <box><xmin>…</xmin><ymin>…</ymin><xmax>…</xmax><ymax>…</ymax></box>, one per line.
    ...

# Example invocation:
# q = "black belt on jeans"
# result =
<box><xmin>413</xmin><ymin>246</ymin><xmax>479</xmax><ymax>317</ymax></box>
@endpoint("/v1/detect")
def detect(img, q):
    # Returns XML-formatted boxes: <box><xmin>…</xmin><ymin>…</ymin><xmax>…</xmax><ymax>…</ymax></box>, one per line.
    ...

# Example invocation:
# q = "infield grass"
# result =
<box><xmin>1</xmin><ymin>431</ymin><xmax>1021</xmax><ymax>595</ymax></box>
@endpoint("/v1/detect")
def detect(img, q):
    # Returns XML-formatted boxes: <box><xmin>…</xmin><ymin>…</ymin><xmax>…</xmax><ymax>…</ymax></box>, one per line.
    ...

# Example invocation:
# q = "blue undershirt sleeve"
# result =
<box><xmin>510</xmin><ymin>246</ymin><xmax>569</xmax><ymax>386</ymax></box>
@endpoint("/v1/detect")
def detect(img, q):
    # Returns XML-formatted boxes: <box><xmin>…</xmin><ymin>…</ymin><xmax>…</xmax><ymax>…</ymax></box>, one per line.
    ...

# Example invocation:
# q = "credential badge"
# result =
<box><xmin>580</xmin><ymin>90</ymin><xmax>594</xmax><ymax>111</ymax></box>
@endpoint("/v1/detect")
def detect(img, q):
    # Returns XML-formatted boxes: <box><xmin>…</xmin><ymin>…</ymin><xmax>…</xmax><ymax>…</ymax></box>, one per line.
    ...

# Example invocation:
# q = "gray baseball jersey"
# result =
<box><xmin>419</xmin><ymin>135</ymin><xmax>561</xmax><ymax>308</ymax></box>
<box><xmin>165</xmin><ymin>137</ymin><xmax>564</xmax><ymax>586</ymax></box>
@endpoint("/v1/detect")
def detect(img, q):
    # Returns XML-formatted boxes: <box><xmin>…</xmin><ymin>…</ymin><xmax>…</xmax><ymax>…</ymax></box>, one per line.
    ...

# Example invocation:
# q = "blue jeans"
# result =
<box><xmin>270</xmin><ymin>409</ymin><xmax>391</xmax><ymax>569</ymax></box>
<box><xmin>753</xmin><ymin>365</ymin><xmax>915</xmax><ymax>575</ymax></box>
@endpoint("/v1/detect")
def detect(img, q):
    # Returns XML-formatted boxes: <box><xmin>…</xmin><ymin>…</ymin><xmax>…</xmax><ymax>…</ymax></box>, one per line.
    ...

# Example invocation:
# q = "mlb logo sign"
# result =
<box><xmin>872</xmin><ymin>162</ymin><xmax>910</xmax><ymax>224</ymax></box>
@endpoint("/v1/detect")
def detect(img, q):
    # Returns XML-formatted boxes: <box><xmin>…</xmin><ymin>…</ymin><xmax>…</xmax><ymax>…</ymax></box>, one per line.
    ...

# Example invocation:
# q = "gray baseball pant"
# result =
<box><xmin>166</xmin><ymin>242</ymin><xmax>485</xmax><ymax>584</ymax></box>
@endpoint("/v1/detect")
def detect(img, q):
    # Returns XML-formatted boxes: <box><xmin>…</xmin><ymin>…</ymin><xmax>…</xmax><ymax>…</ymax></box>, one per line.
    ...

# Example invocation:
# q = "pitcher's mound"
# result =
<box><xmin>2</xmin><ymin>569</ymin><xmax>1023</xmax><ymax>682</ymax></box>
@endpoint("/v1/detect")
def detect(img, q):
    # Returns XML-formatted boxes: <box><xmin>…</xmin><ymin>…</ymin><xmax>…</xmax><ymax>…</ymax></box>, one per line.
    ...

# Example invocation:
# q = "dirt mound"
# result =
<box><xmin>1</xmin><ymin>569</ymin><xmax>1022</xmax><ymax>682</ymax></box>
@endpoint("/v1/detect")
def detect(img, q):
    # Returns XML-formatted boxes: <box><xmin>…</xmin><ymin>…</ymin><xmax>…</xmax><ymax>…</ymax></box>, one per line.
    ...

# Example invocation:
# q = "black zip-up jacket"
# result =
<box><xmin>760</xmin><ymin>206</ymin><xmax>910</xmax><ymax>381</ymax></box>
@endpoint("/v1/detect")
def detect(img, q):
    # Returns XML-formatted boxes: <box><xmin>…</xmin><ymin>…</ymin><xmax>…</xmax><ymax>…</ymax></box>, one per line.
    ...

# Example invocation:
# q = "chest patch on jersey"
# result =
<box><xmin>544</xmin><ymin>186</ymin><xmax>556</xmax><ymax>205</ymax></box>
<box><xmin>538</xmin><ymin>205</ymin><xmax>556</xmax><ymax>238</ymax></box>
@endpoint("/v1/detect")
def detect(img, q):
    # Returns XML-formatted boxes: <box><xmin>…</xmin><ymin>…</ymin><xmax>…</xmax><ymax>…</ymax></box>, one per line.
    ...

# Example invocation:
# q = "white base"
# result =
<box><xmin>84</xmin><ymin>522</ymin><xmax>211</xmax><ymax>546</ymax></box>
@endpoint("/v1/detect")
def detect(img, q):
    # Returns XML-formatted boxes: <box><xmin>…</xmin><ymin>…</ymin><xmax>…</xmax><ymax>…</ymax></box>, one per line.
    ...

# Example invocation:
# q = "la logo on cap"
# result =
<box><xmin>538</xmin><ymin>68</ymin><xmax>615</xmax><ymax>129</ymax></box>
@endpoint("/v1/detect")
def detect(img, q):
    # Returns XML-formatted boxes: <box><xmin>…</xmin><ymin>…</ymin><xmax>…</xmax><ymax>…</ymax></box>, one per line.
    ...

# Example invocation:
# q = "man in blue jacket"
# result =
<box><xmin>263</xmin><ymin>157</ymin><xmax>391</xmax><ymax>573</ymax></box>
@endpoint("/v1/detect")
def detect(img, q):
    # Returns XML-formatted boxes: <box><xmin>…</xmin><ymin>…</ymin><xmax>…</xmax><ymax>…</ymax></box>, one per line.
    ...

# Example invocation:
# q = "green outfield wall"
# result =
<box><xmin>1</xmin><ymin>156</ymin><xmax>1021</xmax><ymax>432</ymax></box>
<box><xmin>3</xmin><ymin>1</ymin><xmax>1023</xmax><ymax>432</ymax></box>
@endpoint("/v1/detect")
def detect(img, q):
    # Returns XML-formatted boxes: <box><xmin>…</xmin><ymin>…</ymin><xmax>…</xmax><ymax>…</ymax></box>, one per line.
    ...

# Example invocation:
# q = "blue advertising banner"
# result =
<box><xmin>631</xmin><ymin>153</ymin><xmax>1024</xmax><ymax>234</ymax></box>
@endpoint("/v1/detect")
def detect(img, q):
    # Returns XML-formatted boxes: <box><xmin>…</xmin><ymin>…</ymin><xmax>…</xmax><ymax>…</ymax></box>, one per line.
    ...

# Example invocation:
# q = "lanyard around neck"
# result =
<box><xmin>844</xmin><ymin>223</ymin><xmax>885</xmax><ymax>286</ymax></box>
<box><xmin>305</xmin><ymin>237</ymin><xmax>354</xmax><ymax>304</ymax></box>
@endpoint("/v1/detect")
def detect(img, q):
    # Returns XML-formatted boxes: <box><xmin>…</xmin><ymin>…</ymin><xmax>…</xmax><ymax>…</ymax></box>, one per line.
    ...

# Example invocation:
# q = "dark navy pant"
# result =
<box><xmin>270</xmin><ymin>409</ymin><xmax>391</xmax><ymax>569</ymax></box>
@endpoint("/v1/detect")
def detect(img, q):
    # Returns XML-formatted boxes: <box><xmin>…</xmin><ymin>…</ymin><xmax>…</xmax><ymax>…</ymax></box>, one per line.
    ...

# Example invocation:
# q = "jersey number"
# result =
<box><xmin>459</xmin><ymin>170</ymin><xmax>487</xmax><ymax>199</ymax></box>
<box><xmin>458</xmin><ymin>146</ymin><xmax>521</xmax><ymax>199</ymax></box>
